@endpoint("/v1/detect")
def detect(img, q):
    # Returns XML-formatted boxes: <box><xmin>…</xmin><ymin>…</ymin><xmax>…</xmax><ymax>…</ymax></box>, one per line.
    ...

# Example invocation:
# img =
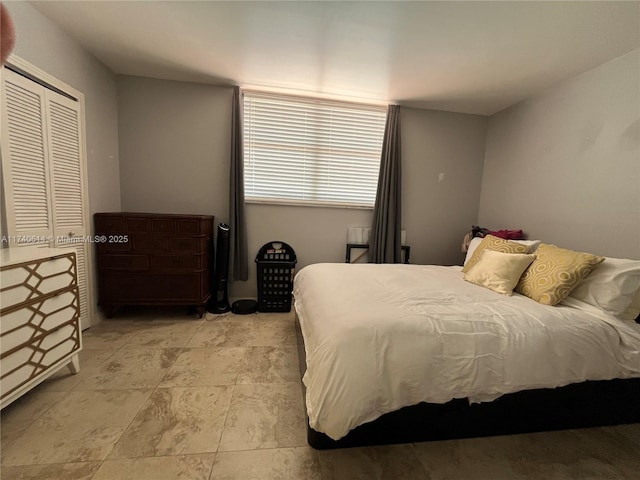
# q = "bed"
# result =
<box><xmin>293</xmin><ymin>247</ymin><xmax>640</xmax><ymax>449</ymax></box>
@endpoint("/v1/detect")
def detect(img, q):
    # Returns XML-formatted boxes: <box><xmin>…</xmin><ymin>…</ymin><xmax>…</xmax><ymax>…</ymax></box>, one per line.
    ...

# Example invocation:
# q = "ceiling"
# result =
<box><xmin>30</xmin><ymin>1</ymin><xmax>640</xmax><ymax>115</ymax></box>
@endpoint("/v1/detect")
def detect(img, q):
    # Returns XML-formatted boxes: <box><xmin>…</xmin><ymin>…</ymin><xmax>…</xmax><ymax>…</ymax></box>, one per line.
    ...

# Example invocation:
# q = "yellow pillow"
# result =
<box><xmin>461</xmin><ymin>235</ymin><xmax>532</xmax><ymax>273</ymax></box>
<box><xmin>464</xmin><ymin>250</ymin><xmax>536</xmax><ymax>295</ymax></box>
<box><xmin>515</xmin><ymin>243</ymin><xmax>605</xmax><ymax>306</ymax></box>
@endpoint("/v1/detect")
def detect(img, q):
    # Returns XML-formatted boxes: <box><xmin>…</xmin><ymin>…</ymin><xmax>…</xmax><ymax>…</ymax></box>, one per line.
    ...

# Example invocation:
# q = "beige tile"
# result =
<box><xmin>211</xmin><ymin>447</ymin><xmax>321</xmax><ymax>480</ymax></box>
<box><xmin>562</xmin><ymin>427</ymin><xmax>640</xmax><ymax>479</ymax></box>
<box><xmin>205</xmin><ymin>311</ymin><xmax>234</xmax><ymax>322</ymax></box>
<box><xmin>80</xmin><ymin>320</ymin><xmax>143</xmax><ymax>350</ymax></box>
<box><xmin>413</xmin><ymin>435</ymin><xmax>528</xmax><ymax>480</ymax></box>
<box><xmin>529</xmin><ymin>459</ymin><xmax>629</xmax><ymax>480</ymax></box>
<box><xmin>35</xmin><ymin>348</ymin><xmax>118</xmax><ymax>393</ymax></box>
<box><xmin>0</xmin><ymin>461</ymin><xmax>101</xmax><ymax>480</ymax></box>
<box><xmin>319</xmin><ymin>444</ymin><xmax>429</xmax><ymax>480</ymax></box>
<box><xmin>256</xmin><ymin>311</ymin><xmax>296</xmax><ymax>322</ymax></box>
<box><xmin>218</xmin><ymin>383</ymin><xmax>307</xmax><ymax>451</ymax></box>
<box><xmin>504</xmin><ymin>429</ymin><xmax>631</xmax><ymax>480</ymax></box>
<box><xmin>109</xmin><ymin>386</ymin><xmax>233</xmax><ymax>458</ymax></box>
<box><xmin>190</xmin><ymin>313</ymin><xmax>297</xmax><ymax>348</ymax></box>
<box><xmin>160</xmin><ymin>347</ymin><xmax>245</xmax><ymax>387</ymax></box>
<box><xmin>1</xmin><ymin>389</ymin><xmax>152</xmax><ymax>465</ymax></box>
<box><xmin>122</xmin><ymin>321</ymin><xmax>202</xmax><ymax>348</ymax></box>
<box><xmin>247</xmin><ymin>318</ymin><xmax>297</xmax><ymax>346</ymax></box>
<box><xmin>73</xmin><ymin>348</ymin><xmax>182</xmax><ymax>390</ymax></box>
<box><xmin>603</xmin><ymin>423</ymin><xmax>640</xmax><ymax>449</ymax></box>
<box><xmin>188</xmin><ymin>320</ymin><xmax>254</xmax><ymax>347</ymax></box>
<box><xmin>237</xmin><ymin>346</ymin><xmax>300</xmax><ymax>384</ymax></box>
<box><xmin>92</xmin><ymin>454</ymin><xmax>215</xmax><ymax>480</ymax></box>
<box><xmin>0</xmin><ymin>390</ymin><xmax>67</xmax><ymax>447</ymax></box>
<box><xmin>80</xmin><ymin>330</ymin><xmax>133</xmax><ymax>350</ymax></box>
<box><xmin>413</xmin><ymin>428</ymin><xmax>635</xmax><ymax>480</ymax></box>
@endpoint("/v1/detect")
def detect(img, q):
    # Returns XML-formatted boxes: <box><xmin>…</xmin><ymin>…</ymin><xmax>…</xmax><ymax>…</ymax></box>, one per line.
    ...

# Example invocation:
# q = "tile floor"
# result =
<box><xmin>1</xmin><ymin>309</ymin><xmax>638</xmax><ymax>480</ymax></box>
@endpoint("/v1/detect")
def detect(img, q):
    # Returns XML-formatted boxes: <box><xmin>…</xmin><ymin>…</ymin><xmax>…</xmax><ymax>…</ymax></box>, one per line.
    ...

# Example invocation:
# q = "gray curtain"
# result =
<box><xmin>370</xmin><ymin>105</ymin><xmax>402</xmax><ymax>263</ymax></box>
<box><xmin>229</xmin><ymin>86</ymin><xmax>248</xmax><ymax>280</ymax></box>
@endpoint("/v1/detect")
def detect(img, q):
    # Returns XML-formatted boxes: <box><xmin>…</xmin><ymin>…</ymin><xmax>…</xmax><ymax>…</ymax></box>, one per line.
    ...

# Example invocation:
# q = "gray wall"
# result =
<box><xmin>7</xmin><ymin>2</ymin><xmax>121</xmax><ymax>216</ymax></box>
<box><xmin>402</xmin><ymin>108</ymin><xmax>487</xmax><ymax>266</ymax></box>
<box><xmin>479</xmin><ymin>50</ymin><xmax>640</xmax><ymax>259</ymax></box>
<box><xmin>6</xmin><ymin>2</ymin><xmax>121</xmax><ymax>323</ymax></box>
<box><xmin>117</xmin><ymin>76</ymin><xmax>230</xmax><ymax>216</ymax></box>
<box><xmin>117</xmin><ymin>76</ymin><xmax>488</xmax><ymax>298</ymax></box>
<box><xmin>238</xmin><ymin>204</ymin><xmax>372</xmax><ymax>299</ymax></box>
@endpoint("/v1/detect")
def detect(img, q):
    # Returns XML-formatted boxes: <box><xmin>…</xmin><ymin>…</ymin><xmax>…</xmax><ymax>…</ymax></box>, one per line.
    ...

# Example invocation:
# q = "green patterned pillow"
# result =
<box><xmin>461</xmin><ymin>235</ymin><xmax>531</xmax><ymax>273</ymax></box>
<box><xmin>515</xmin><ymin>243</ymin><xmax>605</xmax><ymax>306</ymax></box>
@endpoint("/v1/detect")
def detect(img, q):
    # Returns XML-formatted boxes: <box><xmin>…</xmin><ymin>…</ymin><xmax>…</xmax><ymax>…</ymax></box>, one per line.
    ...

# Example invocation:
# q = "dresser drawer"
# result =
<box><xmin>97</xmin><ymin>254</ymin><xmax>149</xmax><ymax>271</ymax></box>
<box><xmin>150</xmin><ymin>254</ymin><xmax>203</xmax><ymax>271</ymax></box>
<box><xmin>1</xmin><ymin>323</ymin><xmax>80</xmax><ymax>399</ymax></box>
<box><xmin>94</xmin><ymin>214</ymin><xmax>124</xmax><ymax>233</ymax></box>
<box><xmin>96</xmin><ymin>240</ymin><xmax>132</xmax><ymax>253</ymax></box>
<box><xmin>170</xmin><ymin>237</ymin><xmax>209</xmax><ymax>253</ymax></box>
<box><xmin>1</xmin><ymin>288</ymin><xmax>79</xmax><ymax>353</ymax></box>
<box><xmin>125</xmin><ymin>217</ymin><xmax>151</xmax><ymax>233</ymax></box>
<box><xmin>1</xmin><ymin>254</ymin><xmax>76</xmax><ymax>312</ymax></box>
<box><xmin>132</xmin><ymin>235</ymin><xmax>170</xmax><ymax>253</ymax></box>
<box><xmin>152</xmin><ymin>219</ymin><xmax>176</xmax><ymax>234</ymax></box>
<box><xmin>99</xmin><ymin>272</ymin><xmax>208</xmax><ymax>303</ymax></box>
<box><xmin>177</xmin><ymin>219</ymin><xmax>208</xmax><ymax>235</ymax></box>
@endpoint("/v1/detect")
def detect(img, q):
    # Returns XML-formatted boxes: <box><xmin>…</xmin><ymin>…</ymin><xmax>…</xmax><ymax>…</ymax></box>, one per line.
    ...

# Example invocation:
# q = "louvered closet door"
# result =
<box><xmin>1</xmin><ymin>68</ymin><xmax>92</xmax><ymax>330</ymax></box>
<box><xmin>1</xmin><ymin>69</ymin><xmax>53</xmax><ymax>242</ymax></box>
<box><xmin>45</xmin><ymin>91</ymin><xmax>91</xmax><ymax>330</ymax></box>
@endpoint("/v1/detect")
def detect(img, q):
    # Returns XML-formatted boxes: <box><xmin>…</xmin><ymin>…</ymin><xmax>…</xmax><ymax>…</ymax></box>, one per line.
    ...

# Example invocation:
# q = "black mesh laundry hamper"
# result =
<box><xmin>255</xmin><ymin>241</ymin><xmax>297</xmax><ymax>312</ymax></box>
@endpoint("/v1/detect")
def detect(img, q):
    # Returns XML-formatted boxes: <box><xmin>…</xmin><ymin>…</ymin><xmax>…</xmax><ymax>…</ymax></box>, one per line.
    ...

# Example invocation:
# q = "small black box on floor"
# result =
<box><xmin>232</xmin><ymin>299</ymin><xmax>258</xmax><ymax>315</ymax></box>
<box><xmin>255</xmin><ymin>241</ymin><xmax>297</xmax><ymax>312</ymax></box>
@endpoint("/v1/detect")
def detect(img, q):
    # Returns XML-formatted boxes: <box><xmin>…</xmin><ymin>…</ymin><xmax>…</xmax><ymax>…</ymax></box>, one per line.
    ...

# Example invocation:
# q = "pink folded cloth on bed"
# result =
<box><xmin>487</xmin><ymin>229</ymin><xmax>524</xmax><ymax>240</ymax></box>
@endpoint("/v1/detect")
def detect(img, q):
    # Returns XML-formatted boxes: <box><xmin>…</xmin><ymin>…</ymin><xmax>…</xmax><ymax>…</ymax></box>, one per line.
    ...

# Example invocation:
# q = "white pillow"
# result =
<box><xmin>567</xmin><ymin>257</ymin><xmax>640</xmax><ymax>320</ymax></box>
<box><xmin>463</xmin><ymin>237</ymin><xmax>483</xmax><ymax>266</ymax></box>
<box><xmin>464</xmin><ymin>249</ymin><xmax>536</xmax><ymax>296</ymax></box>
<box><xmin>516</xmin><ymin>239</ymin><xmax>542</xmax><ymax>252</ymax></box>
<box><xmin>620</xmin><ymin>289</ymin><xmax>640</xmax><ymax>322</ymax></box>
<box><xmin>463</xmin><ymin>237</ymin><xmax>540</xmax><ymax>266</ymax></box>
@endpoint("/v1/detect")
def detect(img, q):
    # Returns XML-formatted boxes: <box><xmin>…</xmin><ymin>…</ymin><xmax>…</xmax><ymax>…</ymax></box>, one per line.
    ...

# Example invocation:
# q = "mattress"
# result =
<box><xmin>293</xmin><ymin>263</ymin><xmax>640</xmax><ymax>441</ymax></box>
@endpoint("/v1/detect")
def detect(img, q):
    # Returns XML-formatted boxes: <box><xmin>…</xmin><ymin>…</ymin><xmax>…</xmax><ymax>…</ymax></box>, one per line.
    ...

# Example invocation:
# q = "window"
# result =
<box><xmin>243</xmin><ymin>91</ymin><xmax>387</xmax><ymax>207</ymax></box>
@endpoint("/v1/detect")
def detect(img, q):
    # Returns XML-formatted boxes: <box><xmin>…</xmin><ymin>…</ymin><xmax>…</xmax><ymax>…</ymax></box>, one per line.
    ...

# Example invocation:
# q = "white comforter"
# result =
<box><xmin>293</xmin><ymin>263</ymin><xmax>640</xmax><ymax>441</ymax></box>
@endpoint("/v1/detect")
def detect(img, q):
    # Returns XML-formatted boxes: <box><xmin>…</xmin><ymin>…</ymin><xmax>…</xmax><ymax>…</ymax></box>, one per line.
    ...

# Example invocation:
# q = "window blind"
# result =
<box><xmin>243</xmin><ymin>91</ymin><xmax>387</xmax><ymax>207</ymax></box>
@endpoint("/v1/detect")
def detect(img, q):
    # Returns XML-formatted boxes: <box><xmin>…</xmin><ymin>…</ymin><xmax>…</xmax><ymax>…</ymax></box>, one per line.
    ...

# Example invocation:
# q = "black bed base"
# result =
<box><xmin>295</xmin><ymin>316</ymin><xmax>640</xmax><ymax>450</ymax></box>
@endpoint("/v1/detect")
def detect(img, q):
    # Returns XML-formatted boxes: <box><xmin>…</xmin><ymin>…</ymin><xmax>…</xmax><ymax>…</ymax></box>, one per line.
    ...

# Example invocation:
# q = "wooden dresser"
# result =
<box><xmin>94</xmin><ymin>212</ymin><xmax>214</xmax><ymax>317</ymax></box>
<box><xmin>1</xmin><ymin>246</ymin><xmax>82</xmax><ymax>409</ymax></box>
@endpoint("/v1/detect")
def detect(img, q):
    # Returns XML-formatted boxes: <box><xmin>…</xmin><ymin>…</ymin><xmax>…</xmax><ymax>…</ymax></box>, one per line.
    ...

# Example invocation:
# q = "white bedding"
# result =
<box><xmin>293</xmin><ymin>263</ymin><xmax>640</xmax><ymax>441</ymax></box>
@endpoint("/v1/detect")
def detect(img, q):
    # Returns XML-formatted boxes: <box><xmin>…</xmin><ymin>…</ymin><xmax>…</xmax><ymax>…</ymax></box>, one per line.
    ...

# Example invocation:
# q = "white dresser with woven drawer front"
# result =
<box><xmin>1</xmin><ymin>246</ymin><xmax>82</xmax><ymax>409</ymax></box>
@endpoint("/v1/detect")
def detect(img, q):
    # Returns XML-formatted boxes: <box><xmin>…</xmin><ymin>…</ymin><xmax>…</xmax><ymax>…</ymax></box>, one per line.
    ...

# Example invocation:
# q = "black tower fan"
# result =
<box><xmin>209</xmin><ymin>223</ymin><xmax>231</xmax><ymax>313</ymax></box>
